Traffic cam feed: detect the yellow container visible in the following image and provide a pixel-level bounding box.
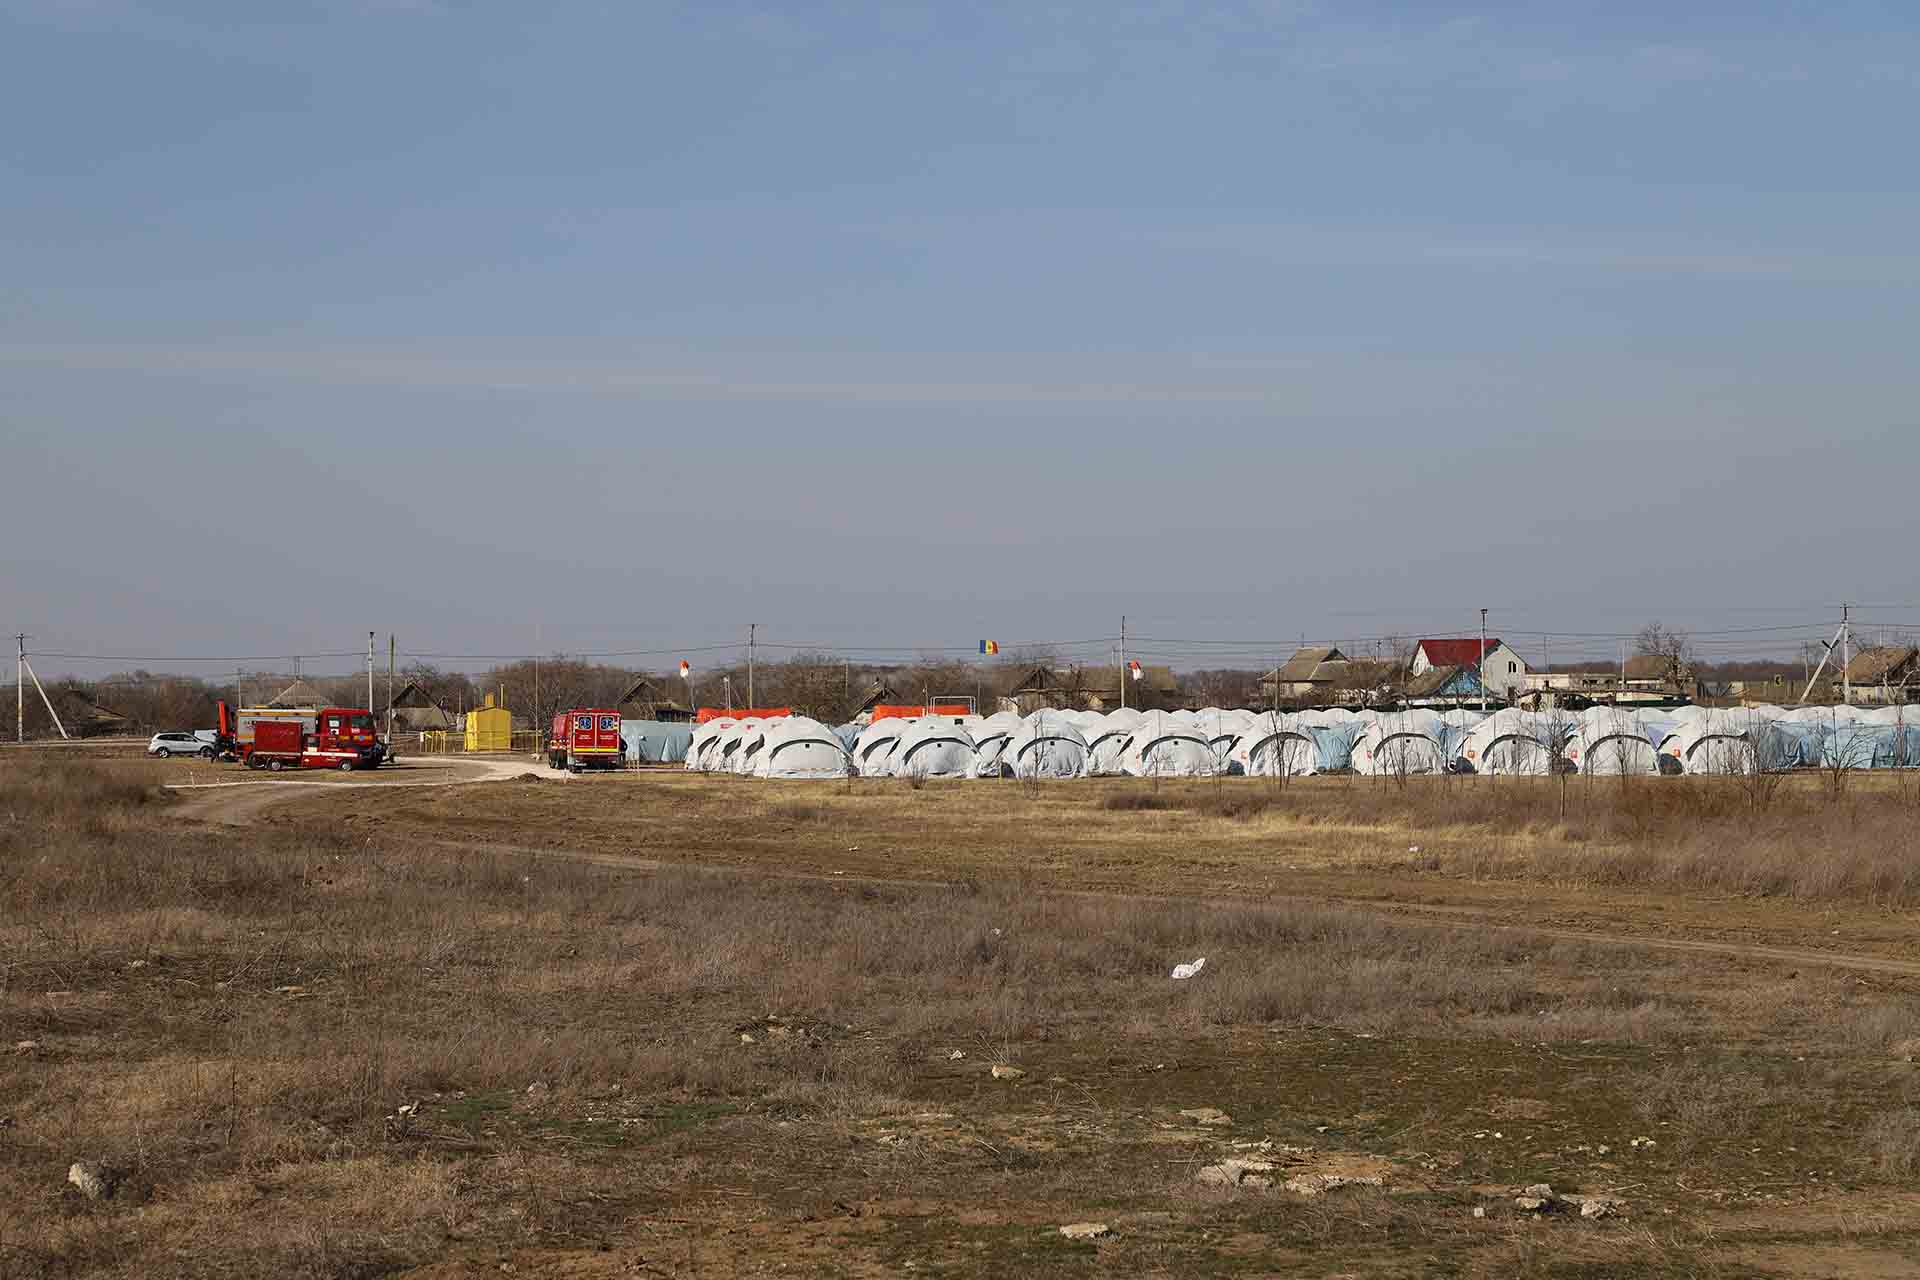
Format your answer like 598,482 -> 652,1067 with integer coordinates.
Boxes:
464,693 -> 514,753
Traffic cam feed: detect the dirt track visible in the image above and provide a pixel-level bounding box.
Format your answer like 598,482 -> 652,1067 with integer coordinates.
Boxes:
164,764 -> 1920,981
165,756 -> 553,825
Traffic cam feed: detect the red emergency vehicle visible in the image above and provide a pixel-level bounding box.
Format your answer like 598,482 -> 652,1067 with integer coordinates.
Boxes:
229,704 -> 387,771
548,707 -> 624,772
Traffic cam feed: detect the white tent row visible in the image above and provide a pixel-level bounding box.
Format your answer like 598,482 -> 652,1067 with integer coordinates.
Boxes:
683,715 -> 856,779
683,703 -> 1920,780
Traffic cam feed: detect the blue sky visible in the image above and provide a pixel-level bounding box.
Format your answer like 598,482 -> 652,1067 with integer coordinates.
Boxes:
5,1 -> 1918,676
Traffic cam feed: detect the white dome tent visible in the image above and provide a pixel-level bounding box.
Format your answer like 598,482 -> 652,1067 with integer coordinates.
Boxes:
1004,711 -> 1089,779
686,718 -> 736,772
1199,708 -> 1258,773
1433,709 -> 1488,770
1300,710 -> 1364,772
887,717 -> 976,779
1457,709 -> 1559,775
709,720 -> 754,773
1565,708 -> 1660,776
1084,708 -> 1144,777
850,719 -> 906,777
1872,707 -> 1920,767
1119,711 -> 1215,777
1665,709 -> 1761,775
753,716 -> 853,779
726,717 -> 784,775
1635,710 -> 1686,757
967,711 -> 1024,778
1351,711 -> 1447,776
1231,711 -> 1321,777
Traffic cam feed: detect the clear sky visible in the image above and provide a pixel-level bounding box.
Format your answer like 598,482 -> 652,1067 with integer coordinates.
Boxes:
5,1 -> 1918,677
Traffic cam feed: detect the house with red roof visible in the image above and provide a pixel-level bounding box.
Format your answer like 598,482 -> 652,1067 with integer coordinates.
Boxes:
1411,637 -> 1530,703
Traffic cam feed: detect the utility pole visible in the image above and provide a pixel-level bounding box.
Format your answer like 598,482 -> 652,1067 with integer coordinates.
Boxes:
367,631 -> 375,716
387,634 -> 396,738
1479,608 -> 1489,712
747,623 -> 756,709
1119,614 -> 1127,711
16,644 -> 66,739
15,633 -> 24,743
1842,602 -> 1853,707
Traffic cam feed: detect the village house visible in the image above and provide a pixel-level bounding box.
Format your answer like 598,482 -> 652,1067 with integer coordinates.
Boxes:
1001,663 -> 1181,712
1521,653 -> 1696,708
1400,664 -> 1487,708
384,680 -> 452,733
1258,647 -> 1348,702
1837,646 -> 1920,705
616,675 -> 694,723
1410,637 -> 1529,703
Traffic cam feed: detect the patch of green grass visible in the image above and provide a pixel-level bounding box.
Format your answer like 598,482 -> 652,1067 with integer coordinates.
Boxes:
437,1090 -> 514,1132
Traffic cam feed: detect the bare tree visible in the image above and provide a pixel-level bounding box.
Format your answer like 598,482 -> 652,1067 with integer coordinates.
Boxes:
1634,621 -> 1695,667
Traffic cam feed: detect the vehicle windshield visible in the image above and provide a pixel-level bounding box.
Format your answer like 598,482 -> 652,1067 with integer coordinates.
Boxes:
350,714 -> 374,731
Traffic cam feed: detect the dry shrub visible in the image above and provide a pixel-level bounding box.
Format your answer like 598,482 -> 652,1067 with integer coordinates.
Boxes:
1098,790 -> 1178,811
1631,1061 -> 1776,1155
1833,999 -> 1920,1054
1860,1106 -> 1920,1177
0,758 -> 166,840
1189,791 -> 1272,821
1250,776 -> 1920,907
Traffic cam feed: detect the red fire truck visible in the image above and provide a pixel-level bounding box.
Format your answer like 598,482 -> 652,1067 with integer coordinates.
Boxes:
218,702 -> 390,771
548,708 -> 624,772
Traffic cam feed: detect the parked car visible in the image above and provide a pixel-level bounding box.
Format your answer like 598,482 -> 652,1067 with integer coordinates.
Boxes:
147,731 -> 214,759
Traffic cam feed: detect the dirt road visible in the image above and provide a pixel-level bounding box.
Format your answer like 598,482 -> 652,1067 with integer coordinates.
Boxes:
165,755 -> 555,825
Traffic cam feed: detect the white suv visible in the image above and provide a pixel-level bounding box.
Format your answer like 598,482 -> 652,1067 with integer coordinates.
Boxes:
147,732 -> 214,759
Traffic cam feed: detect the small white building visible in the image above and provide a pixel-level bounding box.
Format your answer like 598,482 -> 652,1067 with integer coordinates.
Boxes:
1410,638 -> 1530,703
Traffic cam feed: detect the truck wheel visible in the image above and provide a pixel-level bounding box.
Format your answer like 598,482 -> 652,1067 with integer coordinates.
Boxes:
338,760 -> 355,773
156,748 -> 172,759
268,759 -> 284,772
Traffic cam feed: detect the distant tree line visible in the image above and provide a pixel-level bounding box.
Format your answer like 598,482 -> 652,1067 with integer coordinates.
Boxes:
9,618 -> 1848,737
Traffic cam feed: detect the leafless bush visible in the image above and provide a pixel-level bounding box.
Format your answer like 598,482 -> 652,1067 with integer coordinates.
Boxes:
766,800 -> 831,822
1860,1106 -> 1920,1177
1632,1062 -> 1772,1155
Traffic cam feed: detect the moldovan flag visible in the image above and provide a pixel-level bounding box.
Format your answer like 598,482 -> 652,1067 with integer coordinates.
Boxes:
678,661 -> 691,679
1129,660 -> 1143,681
979,640 -> 999,655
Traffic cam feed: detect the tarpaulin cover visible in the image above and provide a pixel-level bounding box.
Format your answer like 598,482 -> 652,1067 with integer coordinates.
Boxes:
622,720 -> 694,764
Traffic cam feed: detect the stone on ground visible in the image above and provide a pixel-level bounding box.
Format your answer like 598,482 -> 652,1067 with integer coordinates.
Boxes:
1058,1222 -> 1113,1241
68,1162 -> 117,1201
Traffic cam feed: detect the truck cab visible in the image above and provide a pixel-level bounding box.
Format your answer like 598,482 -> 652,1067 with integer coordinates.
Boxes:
548,707 -> 624,772
311,707 -> 385,768
225,701 -> 388,770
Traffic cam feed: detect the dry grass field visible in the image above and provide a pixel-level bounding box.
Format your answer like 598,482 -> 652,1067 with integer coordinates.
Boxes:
9,757 -> 1920,1276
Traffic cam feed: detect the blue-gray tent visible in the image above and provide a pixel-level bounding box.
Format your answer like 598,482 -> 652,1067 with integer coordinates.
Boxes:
623,719 -> 694,765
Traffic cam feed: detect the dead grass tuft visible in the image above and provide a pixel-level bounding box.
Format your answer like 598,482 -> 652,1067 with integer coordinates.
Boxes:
766,800 -> 832,822
1859,1106 -> 1920,1177
1097,790 -> 1179,811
